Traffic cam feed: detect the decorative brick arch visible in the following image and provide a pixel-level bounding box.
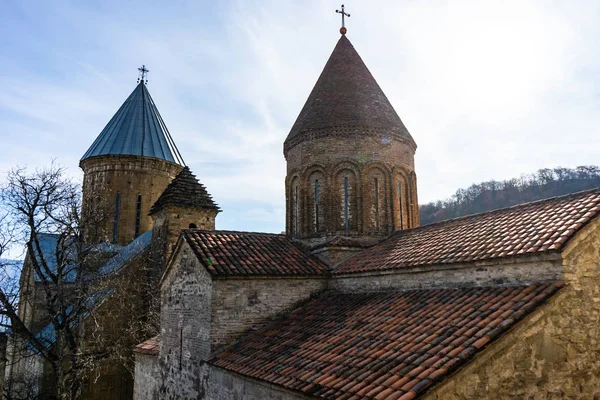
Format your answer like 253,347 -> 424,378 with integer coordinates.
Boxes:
362,161 -> 392,234
391,167 -> 411,230
409,171 -> 419,227
302,164 -> 329,235
286,173 -> 301,236
331,160 -> 361,234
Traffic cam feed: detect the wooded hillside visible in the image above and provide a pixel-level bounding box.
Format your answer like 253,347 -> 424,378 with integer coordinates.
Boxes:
419,166 -> 600,225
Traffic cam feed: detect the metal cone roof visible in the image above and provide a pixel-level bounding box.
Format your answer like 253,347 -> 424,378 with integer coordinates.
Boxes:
81,82 -> 184,165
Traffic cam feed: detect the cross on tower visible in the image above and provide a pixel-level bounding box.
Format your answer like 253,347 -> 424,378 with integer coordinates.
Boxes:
335,4 -> 350,35
137,65 -> 149,84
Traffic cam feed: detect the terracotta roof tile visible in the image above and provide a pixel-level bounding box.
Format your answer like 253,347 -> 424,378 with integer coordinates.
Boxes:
336,189 -> 600,274
133,335 -> 159,355
210,283 -> 562,399
182,230 -> 329,276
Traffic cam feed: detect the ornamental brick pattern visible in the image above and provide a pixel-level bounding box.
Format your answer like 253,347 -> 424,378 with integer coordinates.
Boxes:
210,283 -> 563,400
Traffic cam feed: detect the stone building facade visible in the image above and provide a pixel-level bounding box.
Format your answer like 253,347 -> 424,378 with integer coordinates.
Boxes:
130,29 -> 600,400
11,19 -> 600,400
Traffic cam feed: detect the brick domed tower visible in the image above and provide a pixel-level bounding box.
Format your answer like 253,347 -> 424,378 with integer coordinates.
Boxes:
284,33 -> 419,239
81,77 -> 184,245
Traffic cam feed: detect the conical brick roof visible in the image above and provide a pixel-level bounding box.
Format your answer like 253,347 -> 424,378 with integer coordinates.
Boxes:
284,35 -> 414,154
149,167 -> 220,215
82,82 -> 184,165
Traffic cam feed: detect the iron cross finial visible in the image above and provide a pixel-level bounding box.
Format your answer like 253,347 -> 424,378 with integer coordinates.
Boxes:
137,65 -> 149,84
336,4 -> 350,35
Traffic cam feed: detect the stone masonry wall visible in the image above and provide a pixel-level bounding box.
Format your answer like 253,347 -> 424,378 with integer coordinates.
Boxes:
285,132 -> 418,238
210,277 -> 327,351
423,217 -> 600,399
133,353 -> 159,400
332,254 -> 563,292
159,243 -> 212,400
81,155 -> 182,245
151,205 -> 218,268
206,366 -> 312,400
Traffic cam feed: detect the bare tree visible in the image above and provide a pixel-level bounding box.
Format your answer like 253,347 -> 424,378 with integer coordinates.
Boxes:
0,163 -> 162,399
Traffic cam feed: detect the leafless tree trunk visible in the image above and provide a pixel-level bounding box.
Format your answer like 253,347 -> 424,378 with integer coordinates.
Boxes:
0,163 -> 162,399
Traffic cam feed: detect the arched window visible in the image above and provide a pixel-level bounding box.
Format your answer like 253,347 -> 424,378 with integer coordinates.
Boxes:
344,177 -> 349,232
374,177 -> 380,231
135,194 -> 142,238
189,223 -> 197,229
397,181 -> 403,229
314,179 -> 320,232
113,193 -> 120,242
294,185 -> 299,235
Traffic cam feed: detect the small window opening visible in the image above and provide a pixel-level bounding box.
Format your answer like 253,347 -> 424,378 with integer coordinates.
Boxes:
314,179 -> 319,232
344,177 -> 349,232
135,194 -> 142,238
294,185 -> 299,235
113,193 -> 120,242
189,223 -> 197,229
398,181 -> 403,229
375,178 -> 380,231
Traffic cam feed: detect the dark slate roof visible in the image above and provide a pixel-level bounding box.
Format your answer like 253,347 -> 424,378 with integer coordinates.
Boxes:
149,167 -> 220,215
284,35 -> 414,153
81,82 -> 185,165
134,335 -> 160,355
31,233 -> 77,282
182,230 -> 329,276
97,230 -> 152,276
336,188 -> 600,274
211,282 -> 563,400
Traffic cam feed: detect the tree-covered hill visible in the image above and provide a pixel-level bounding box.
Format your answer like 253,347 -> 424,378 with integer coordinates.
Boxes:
419,166 -> 600,226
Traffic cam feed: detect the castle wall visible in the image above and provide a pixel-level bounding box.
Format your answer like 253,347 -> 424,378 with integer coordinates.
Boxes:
210,277 -> 327,350
81,155 -> 182,245
159,243 -> 213,400
285,132 -> 418,238
331,254 -> 563,292
422,217 -> 600,399
133,353 -> 159,400
206,367 -> 311,400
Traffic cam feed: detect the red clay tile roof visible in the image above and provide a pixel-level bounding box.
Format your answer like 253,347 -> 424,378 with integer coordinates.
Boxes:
182,230 -> 329,276
134,335 -> 159,355
336,189 -> 600,274
210,282 -> 563,399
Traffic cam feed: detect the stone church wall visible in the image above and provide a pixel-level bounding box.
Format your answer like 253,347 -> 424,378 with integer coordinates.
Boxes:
133,353 -> 159,400
206,367 -> 312,400
331,254 -> 563,292
422,217 -> 600,399
159,243 -> 213,400
210,277 -> 327,350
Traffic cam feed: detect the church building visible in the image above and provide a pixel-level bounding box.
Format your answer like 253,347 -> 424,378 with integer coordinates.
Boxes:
9,11 -> 600,400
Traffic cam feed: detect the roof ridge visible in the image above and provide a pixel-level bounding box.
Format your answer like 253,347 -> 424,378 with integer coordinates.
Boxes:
411,186 -> 600,233
185,229 -> 285,237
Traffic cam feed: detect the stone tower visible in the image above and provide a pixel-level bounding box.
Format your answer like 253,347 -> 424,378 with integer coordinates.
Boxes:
80,80 -> 184,245
284,33 -> 419,240
149,166 -> 221,264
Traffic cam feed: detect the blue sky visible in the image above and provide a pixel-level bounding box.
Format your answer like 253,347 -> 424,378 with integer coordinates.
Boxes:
1,0 -> 600,236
